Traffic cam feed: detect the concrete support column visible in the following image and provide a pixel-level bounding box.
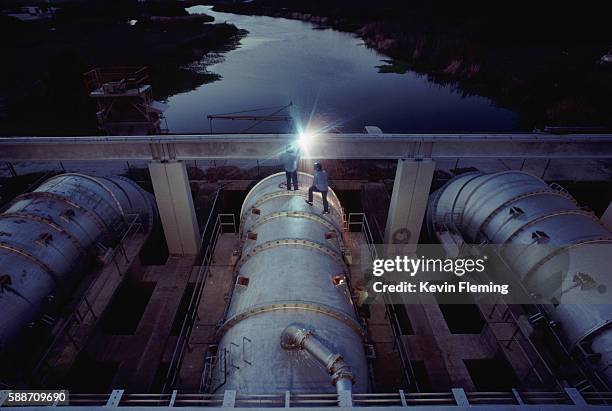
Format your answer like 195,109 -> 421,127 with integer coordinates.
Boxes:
384,159 -> 435,251
149,161 -> 200,255
601,201 -> 612,232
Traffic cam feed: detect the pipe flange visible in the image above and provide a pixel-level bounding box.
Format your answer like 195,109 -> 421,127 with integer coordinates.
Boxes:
59,173 -> 127,218
241,189 -> 342,229
475,189 -> 578,240
244,210 -> 343,243
331,369 -> 355,385
325,353 -> 343,373
218,301 -> 365,340
2,212 -> 87,255
14,191 -> 122,238
235,238 -> 347,275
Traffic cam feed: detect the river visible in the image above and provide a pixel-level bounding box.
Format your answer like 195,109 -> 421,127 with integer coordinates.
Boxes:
164,6 -> 518,134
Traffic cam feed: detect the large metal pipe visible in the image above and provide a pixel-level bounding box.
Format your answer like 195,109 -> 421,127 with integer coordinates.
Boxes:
427,171 -> 612,385
0,173 -> 158,353
211,172 -> 369,394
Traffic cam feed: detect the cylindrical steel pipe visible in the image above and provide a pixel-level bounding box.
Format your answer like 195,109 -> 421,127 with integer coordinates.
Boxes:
0,173 -> 158,352
212,172 -> 369,394
427,171 -> 612,385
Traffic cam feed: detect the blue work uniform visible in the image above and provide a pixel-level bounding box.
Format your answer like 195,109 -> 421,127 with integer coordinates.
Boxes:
308,170 -> 329,212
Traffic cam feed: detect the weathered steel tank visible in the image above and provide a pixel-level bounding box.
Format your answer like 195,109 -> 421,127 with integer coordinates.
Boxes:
427,170 -> 612,385
0,173 -> 158,351
212,172 -> 369,395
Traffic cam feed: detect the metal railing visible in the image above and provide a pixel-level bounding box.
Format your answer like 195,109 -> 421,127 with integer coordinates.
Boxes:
162,187 -> 237,393
347,213 -> 420,392
347,213 -> 378,258
31,213 -> 144,384
197,209 -> 239,394
476,242 -> 611,394
7,388 -> 607,408
83,66 -> 149,92
531,302 -> 612,394
481,299 -> 563,391
441,222 -> 611,395
102,213 -> 145,273
432,231 -> 568,392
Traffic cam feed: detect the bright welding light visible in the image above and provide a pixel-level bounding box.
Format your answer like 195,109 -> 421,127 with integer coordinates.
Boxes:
298,131 -> 313,149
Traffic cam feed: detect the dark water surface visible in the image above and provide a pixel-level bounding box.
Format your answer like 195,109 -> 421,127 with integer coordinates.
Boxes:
164,6 -> 518,134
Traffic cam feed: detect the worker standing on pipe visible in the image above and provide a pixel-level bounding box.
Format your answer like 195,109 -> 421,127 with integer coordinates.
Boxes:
305,162 -> 330,214
280,147 -> 300,191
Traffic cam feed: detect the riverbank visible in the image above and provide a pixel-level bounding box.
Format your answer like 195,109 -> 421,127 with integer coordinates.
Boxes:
213,0 -> 612,130
0,0 -> 244,136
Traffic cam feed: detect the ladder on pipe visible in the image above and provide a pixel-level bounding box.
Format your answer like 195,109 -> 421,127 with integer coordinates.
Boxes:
201,346 -> 225,393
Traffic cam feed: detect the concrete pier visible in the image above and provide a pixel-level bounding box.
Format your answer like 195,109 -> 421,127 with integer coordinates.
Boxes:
148,161 -> 200,255
384,159 -> 435,251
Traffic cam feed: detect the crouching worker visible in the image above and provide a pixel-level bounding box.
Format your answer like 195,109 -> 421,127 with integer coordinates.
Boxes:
305,162 -> 329,214
280,147 -> 299,190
